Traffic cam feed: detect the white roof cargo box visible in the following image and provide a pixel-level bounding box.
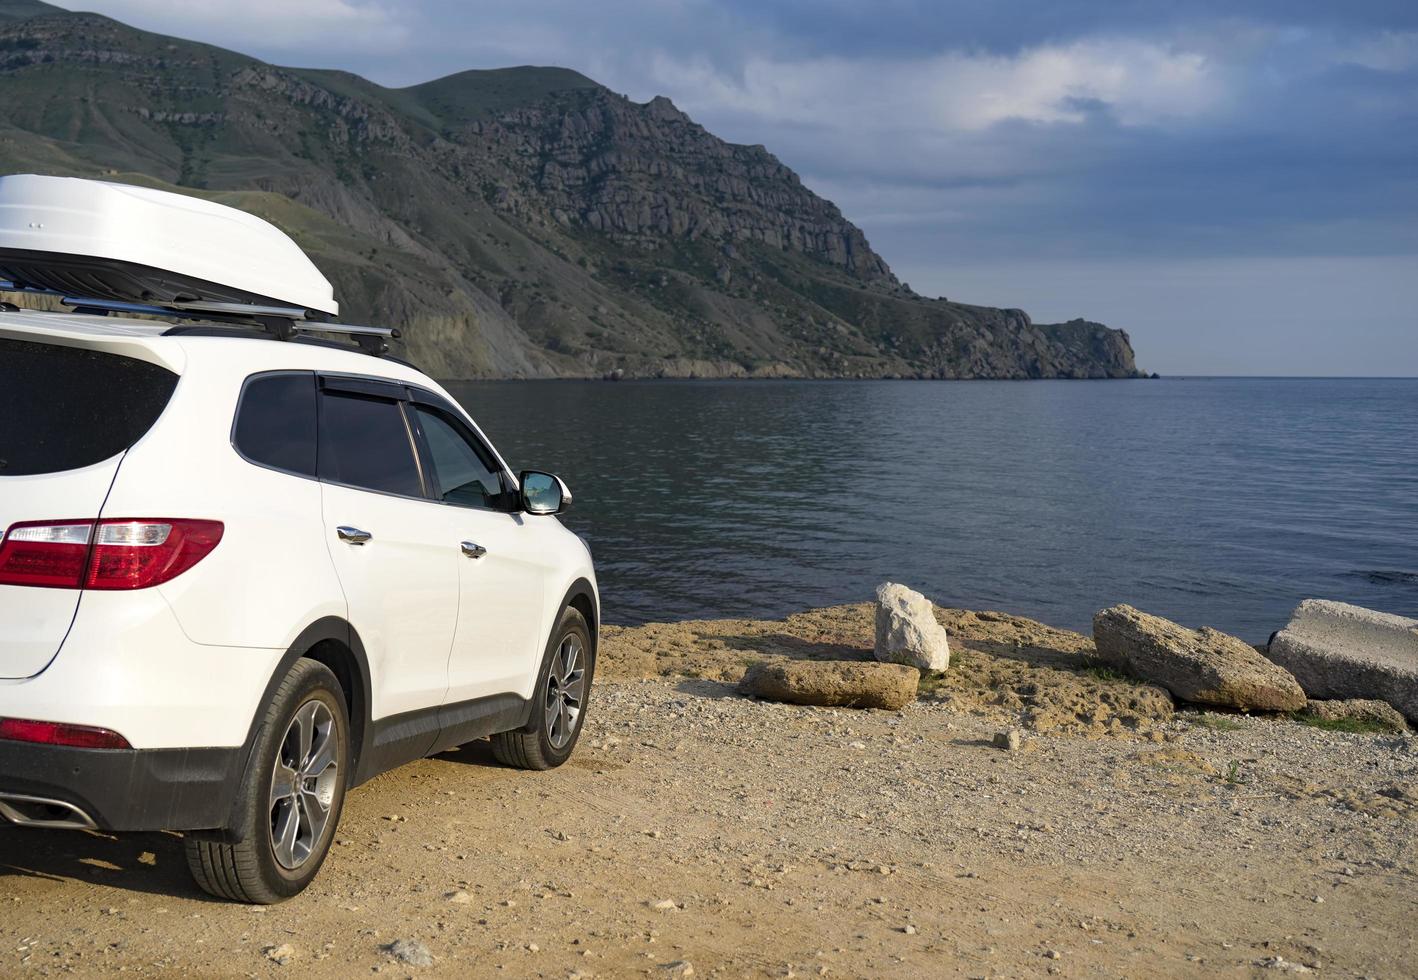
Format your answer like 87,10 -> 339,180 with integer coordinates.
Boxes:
0,174 -> 337,317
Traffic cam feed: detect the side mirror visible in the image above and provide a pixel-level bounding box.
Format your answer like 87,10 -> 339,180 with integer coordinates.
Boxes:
519,471 -> 572,515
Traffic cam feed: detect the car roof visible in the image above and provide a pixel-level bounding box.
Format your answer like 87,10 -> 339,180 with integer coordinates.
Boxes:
0,309 -> 430,387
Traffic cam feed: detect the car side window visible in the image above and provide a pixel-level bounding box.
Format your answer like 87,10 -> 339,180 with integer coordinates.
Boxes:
412,405 -> 507,510
232,373 -> 318,477
318,391 -> 424,498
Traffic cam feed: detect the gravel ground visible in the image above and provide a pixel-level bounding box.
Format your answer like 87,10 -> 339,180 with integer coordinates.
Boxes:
1,607 -> 1415,978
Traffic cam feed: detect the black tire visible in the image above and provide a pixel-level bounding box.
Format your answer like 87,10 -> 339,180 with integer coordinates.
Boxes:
184,659 -> 350,904
492,606 -> 594,770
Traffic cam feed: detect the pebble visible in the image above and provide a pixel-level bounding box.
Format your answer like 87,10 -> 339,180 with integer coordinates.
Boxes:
1258,955 -> 1313,973
993,730 -> 1023,752
382,939 -> 433,967
263,944 -> 295,966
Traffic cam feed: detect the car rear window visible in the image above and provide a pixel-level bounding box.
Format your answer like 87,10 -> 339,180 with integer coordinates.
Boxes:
233,373 -> 318,477
0,338 -> 178,477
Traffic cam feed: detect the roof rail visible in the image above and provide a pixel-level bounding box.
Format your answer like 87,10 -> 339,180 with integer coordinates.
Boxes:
0,280 -> 400,357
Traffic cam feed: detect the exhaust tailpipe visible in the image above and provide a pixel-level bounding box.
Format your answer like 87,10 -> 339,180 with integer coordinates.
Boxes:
0,792 -> 98,830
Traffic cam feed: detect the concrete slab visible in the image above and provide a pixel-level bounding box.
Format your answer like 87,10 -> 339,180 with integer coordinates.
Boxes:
1266,599 -> 1418,723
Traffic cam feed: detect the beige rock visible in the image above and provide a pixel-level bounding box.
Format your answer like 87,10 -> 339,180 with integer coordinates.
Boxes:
738,660 -> 919,711
1299,699 -> 1409,733
1092,605 -> 1305,712
263,944 -> 295,965
992,730 -> 1023,751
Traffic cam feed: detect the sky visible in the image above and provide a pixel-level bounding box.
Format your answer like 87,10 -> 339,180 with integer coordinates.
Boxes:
63,0 -> 1418,375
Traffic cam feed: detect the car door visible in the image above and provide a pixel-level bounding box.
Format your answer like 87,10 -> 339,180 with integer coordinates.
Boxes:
316,377 -> 460,720
405,394 -> 551,704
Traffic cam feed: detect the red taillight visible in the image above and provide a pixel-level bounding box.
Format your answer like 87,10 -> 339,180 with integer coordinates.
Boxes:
0,522 -> 91,587
0,718 -> 132,749
85,519 -> 225,590
0,519 -> 223,590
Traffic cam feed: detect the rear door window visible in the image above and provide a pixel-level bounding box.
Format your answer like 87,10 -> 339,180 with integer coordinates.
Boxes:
232,373 -> 318,477
0,338 -> 178,476
317,389 -> 424,498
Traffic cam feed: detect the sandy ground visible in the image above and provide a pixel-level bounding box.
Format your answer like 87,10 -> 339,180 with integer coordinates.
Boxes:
2,605 -> 1415,978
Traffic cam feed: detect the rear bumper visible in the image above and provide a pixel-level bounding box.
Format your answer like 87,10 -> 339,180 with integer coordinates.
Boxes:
0,739 -> 244,831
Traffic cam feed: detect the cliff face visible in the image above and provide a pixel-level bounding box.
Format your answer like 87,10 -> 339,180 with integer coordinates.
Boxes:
473,90 -> 894,282
0,1 -> 1143,379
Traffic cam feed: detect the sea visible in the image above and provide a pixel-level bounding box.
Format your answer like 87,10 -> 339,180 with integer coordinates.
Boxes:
446,378 -> 1418,643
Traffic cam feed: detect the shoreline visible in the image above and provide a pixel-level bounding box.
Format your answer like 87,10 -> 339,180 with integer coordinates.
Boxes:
598,601 -> 1414,735
440,374 -> 1418,382
439,372 -> 1159,383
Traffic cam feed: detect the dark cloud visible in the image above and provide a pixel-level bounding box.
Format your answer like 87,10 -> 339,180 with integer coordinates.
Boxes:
698,0 -> 1418,56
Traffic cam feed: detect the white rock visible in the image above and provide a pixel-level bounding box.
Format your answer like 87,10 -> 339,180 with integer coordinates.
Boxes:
874,583 -> 950,671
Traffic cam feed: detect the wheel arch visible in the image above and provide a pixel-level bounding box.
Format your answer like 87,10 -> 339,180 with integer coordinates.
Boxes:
281,618 -> 373,779
559,577 -> 598,656
211,617 -> 373,842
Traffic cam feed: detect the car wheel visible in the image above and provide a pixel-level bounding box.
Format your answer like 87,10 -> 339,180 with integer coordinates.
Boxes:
184,658 -> 349,903
492,605 -> 593,770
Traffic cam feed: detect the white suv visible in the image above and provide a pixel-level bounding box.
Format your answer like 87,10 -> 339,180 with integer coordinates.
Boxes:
0,185 -> 598,903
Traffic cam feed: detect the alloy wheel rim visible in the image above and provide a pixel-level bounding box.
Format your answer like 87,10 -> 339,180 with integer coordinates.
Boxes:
544,635 -> 585,750
269,699 -> 339,870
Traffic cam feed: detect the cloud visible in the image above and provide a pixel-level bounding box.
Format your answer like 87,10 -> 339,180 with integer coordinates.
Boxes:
641,38 -> 1224,135
73,0 -> 408,52
1333,29 -> 1418,71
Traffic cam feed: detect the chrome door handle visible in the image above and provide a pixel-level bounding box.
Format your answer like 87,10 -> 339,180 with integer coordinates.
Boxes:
461,541 -> 487,559
337,526 -> 372,545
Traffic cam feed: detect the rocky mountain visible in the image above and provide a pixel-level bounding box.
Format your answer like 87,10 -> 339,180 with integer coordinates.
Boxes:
0,1 -> 1143,379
